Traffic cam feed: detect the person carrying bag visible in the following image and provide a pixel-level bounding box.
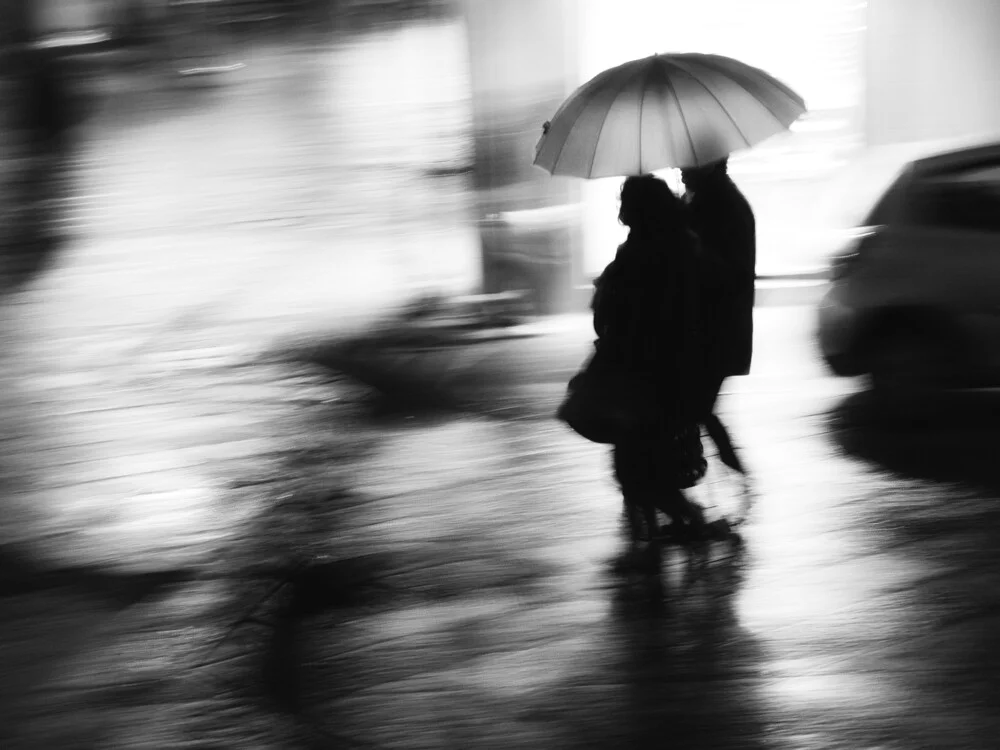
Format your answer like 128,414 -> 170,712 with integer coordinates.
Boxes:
557,175 -> 708,568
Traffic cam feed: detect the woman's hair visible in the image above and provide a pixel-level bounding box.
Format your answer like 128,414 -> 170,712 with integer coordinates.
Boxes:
618,174 -> 686,237
607,175 -> 698,374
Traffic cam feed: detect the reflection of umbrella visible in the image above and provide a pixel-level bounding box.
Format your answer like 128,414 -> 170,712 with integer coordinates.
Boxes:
534,53 -> 806,178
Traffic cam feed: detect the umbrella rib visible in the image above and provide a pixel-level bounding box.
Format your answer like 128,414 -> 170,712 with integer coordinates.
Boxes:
547,62 -> 628,124
713,71 -> 796,133
589,66 -> 645,177
701,53 -> 805,108
671,61 -> 752,148
694,55 -> 804,129
661,68 -> 699,167
543,65 -> 628,174
547,109 -> 576,176
637,58 -> 660,173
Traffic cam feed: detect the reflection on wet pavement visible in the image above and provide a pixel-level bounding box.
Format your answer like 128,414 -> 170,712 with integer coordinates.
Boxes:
276,310 -> 1000,748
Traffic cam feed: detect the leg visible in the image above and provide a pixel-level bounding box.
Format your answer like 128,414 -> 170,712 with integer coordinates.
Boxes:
614,442 -> 653,543
613,442 -> 662,571
702,376 -> 756,523
701,374 -> 748,477
704,412 -> 746,475
657,487 -> 708,540
622,495 -> 646,543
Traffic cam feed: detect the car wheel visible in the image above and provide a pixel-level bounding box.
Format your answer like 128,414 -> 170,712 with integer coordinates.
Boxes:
868,324 -> 956,409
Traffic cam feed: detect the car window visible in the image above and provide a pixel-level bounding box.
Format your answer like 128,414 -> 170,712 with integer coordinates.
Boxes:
908,163 -> 1000,233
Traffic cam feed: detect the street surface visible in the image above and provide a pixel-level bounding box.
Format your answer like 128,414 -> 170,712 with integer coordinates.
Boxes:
290,307 -> 1000,749
0,18 -> 999,750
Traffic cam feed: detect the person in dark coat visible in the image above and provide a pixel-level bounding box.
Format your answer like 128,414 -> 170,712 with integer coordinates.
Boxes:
592,175 -> 709,569
681,157 -> 755,496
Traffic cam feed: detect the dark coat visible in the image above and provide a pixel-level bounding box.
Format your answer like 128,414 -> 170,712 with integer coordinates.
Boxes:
591,230 -> 702,424
687,176 -> 756,377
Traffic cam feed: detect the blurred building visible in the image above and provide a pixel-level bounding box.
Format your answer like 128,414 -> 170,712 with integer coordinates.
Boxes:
461,0 -> 582,314
8,0 -> 1000,313
866,0 -> 1000,146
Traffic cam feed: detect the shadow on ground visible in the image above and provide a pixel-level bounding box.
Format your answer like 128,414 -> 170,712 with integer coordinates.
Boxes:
0,155 -> 72,290
826,389 -> 1000,749
542,546 -> 774,749
828,388 -> 1000,492
286,536 -> 778,749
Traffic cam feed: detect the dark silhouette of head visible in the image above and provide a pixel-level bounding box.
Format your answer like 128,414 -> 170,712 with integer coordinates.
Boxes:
681,157 -> 729,194
618,174 -> 685,238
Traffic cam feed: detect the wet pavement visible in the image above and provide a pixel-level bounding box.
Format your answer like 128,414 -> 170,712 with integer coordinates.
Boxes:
283,308 -> 1000,750
0,21 -> 477,748
2,19 -> 1000,750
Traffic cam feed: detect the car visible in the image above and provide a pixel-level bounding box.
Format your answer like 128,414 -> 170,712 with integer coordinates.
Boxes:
817,137 -> 1000,396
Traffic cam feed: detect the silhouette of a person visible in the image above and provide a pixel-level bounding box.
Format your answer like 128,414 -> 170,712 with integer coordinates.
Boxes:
681,158 -> 755,499
592,175 -> 709,568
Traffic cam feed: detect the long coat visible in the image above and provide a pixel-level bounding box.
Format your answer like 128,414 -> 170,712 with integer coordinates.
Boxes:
687,177 -> 756,377
591,231 -> 702,426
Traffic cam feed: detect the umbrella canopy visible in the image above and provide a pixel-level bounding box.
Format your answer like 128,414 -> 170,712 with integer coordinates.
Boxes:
534,52 -> 806,178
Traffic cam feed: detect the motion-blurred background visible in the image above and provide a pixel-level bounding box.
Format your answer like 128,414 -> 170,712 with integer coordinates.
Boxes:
4,0 -> 997,313
4,2 -> 1000,748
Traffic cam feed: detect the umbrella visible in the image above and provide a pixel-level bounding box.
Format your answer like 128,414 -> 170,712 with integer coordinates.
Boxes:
534,52 -> 806,178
